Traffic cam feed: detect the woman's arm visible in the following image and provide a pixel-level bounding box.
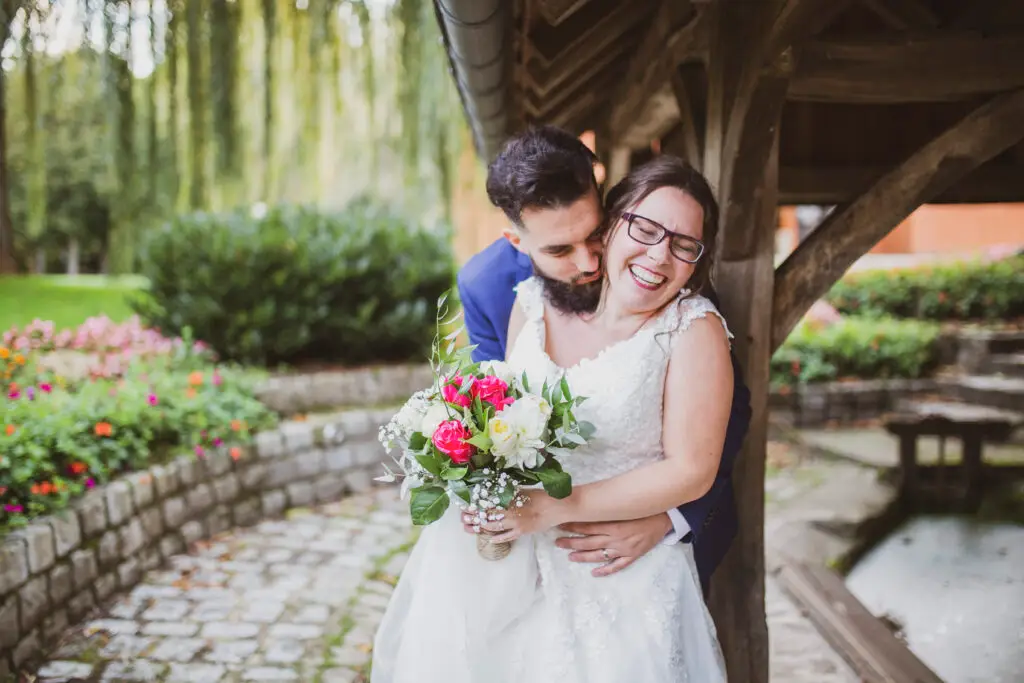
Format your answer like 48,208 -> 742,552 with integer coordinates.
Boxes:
485,314 -> 733,541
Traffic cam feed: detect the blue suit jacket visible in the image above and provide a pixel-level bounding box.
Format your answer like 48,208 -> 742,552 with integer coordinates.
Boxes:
457,238 -> 751,591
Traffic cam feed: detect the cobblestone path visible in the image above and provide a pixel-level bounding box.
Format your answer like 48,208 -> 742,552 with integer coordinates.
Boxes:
31,491 -> 413,683
31,481 -> 859,683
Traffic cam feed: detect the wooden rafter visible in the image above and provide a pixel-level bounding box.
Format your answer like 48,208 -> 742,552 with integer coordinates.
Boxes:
779,163 -> 1024,205
772,88 -> 1024,351
860,0 -> 940,30
790,32 -> 1024,103
523,5 -> 647,98
535,0 -> 591,27
608,0 -> 704,141
669,63 -> 707,169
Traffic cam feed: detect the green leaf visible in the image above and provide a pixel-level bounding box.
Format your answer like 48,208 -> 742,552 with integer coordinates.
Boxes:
545,446 -> 573,459
577,420 -> 596,440
437,291 -> 449,310
415,453 -> 442,476
561,431 -> 586,445
520,371 -> 531,392
408,432 -> 427,451
466,432 -> 493,450
536,467 -> 572,499
470,451 -> 493,469
560,376 -> 571,401
449,479 -> 471,505
441,465 -> 468,481
410,486 -> 450,525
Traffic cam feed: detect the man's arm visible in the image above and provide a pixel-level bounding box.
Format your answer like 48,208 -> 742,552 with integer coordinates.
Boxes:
675,351 -> 751,543
456,272 -> 503,363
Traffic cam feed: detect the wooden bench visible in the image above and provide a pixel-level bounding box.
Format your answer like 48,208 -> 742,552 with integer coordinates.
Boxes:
778,562 -> 944,683
883,401 -> 1021,510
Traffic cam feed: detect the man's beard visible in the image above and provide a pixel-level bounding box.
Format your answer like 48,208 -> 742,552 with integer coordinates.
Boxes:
532,259 -> 603,315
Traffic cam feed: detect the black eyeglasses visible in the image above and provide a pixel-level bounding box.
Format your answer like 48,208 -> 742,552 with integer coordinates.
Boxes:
622,212 -> 705,264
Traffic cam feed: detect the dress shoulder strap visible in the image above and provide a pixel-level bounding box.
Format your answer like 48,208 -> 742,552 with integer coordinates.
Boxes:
656,292 -> 734,343
513,276 -> 546,322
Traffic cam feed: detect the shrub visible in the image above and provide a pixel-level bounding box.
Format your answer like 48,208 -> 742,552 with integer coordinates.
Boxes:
826,255 -> 1024,321
131,199 -> 455,366
771,316 -> 941,387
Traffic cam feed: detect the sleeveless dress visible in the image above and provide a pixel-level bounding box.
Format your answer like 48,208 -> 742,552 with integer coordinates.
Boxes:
371,276 -> 729,683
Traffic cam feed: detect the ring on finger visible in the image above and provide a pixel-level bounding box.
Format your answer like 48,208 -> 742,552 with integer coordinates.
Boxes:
601,548 -> 611,561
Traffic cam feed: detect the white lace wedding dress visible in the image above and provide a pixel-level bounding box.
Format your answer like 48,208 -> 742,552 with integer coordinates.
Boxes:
371,277 -> 728,683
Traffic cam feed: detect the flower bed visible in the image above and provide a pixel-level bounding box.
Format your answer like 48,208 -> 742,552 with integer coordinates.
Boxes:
1,316 -> 277,536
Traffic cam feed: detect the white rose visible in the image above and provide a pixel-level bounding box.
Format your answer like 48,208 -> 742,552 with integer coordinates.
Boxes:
507,393 -> 552,441
479,360 -> 518,386
420,401 -> 455,437
487,396 -> 551,469
394,394 -> 429,434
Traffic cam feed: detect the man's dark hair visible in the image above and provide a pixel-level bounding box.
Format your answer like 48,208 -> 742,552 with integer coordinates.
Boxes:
486,125 -> 599,227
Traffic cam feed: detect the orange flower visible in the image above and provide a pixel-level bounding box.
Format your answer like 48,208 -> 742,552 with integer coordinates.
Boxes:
94,422 -> 113,437
4,425 -> 15,436
8,382 -> 17,392
0,486 -> 6,496
13,354 -> 24,365
0,347 -> 8,360
229,447 -> 242,461
188,371 -> 204,387
40,481 -> 55,495
186,388 -> 197,399
230,420 -> 243,432
70,461 -> 88,475
31,483 -> 41,495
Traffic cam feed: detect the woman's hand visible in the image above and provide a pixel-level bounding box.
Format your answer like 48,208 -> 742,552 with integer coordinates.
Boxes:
473,489 -> 567,544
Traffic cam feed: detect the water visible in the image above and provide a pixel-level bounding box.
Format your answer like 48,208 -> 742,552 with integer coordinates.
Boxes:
845,516 -> 1024,683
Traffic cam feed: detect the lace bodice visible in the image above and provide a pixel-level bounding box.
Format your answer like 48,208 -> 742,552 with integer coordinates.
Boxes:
506,276 -> 732,486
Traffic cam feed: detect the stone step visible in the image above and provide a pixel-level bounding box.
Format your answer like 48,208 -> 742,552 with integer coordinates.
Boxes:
956,329 -> 1024,372
947,374 -> 1024,412
986,353 -> 1024,378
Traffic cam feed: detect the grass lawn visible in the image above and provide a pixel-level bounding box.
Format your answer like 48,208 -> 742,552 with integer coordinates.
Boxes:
0,275 -> 145,332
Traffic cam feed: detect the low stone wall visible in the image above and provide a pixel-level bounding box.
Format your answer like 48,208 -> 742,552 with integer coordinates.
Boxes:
771,378 -> 942,427
256,364 -> 432,415
0,407 -> 395,676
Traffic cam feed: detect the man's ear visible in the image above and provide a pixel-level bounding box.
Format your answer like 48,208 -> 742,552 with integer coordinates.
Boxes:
502,225 -> 527,254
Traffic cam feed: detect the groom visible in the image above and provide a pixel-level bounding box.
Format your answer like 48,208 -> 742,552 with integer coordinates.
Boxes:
456,126 -> 752,593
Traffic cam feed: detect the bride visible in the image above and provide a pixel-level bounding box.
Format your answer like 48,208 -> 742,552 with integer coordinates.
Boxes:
372,155 -> 733,682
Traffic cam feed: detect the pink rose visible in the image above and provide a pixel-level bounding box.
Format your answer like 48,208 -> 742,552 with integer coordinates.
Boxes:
431,420 -> 475,464
441,376 -> 472,408
472,375 -> 514,411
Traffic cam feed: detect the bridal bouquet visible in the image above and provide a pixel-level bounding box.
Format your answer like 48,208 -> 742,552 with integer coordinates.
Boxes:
377,293 -> 594,560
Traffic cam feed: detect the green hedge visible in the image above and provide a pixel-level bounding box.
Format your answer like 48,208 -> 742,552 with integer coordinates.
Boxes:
826,255 -> 1024,321
771,317 -> 941,387
131,199 -> 455,366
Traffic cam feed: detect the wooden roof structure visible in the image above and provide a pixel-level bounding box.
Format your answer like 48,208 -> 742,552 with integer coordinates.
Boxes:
433,2 -> 1024,680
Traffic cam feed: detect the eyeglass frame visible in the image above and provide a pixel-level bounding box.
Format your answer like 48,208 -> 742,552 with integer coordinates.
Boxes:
621,212 -> 706,264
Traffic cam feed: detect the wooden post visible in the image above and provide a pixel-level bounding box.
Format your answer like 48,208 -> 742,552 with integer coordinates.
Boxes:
606,146 -> 632,190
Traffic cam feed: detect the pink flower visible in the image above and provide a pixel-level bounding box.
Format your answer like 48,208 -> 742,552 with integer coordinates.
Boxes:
213,372 -> 223,386
4,504 -> 23,513
472,375 -> 514,411
195,446 -> 205,458
147,394 -> 159,406
441,376 -> 472,408
39,383 -> 52,393
7,390 -> 19,400
431,420 -> 475,465
213,437 -> 223,447
85,478 -> 96,489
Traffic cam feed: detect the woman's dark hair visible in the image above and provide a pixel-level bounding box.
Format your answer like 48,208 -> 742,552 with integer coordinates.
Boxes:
603,154 -> 720,295
486,125 -> 599,228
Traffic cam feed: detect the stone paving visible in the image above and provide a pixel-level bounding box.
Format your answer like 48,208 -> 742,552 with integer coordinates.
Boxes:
26,449 -> 876,683
29,491 -> 414,683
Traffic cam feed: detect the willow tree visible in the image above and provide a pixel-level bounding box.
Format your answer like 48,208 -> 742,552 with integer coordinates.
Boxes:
0,0 -> 24,272
22,7 -> 47,271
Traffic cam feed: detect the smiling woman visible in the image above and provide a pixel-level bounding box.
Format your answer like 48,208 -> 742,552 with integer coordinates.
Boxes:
0,275 -> 141,332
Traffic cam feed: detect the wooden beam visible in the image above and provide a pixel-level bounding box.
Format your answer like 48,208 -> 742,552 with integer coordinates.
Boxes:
523,6 -> 646,98
523,43 -> 631,118
669,63 -> 707,169
860,0 -> 940,30
779,163 -> 1024,205
608,0 -> 704,141
527,0 -> 643,67
535,0 -> 591,27
772,88 -> 1024,351
789,32 -> 1024,103
605,146 -> 631,191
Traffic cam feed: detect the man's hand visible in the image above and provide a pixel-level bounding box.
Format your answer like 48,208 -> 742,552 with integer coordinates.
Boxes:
555,513 -> 673,577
